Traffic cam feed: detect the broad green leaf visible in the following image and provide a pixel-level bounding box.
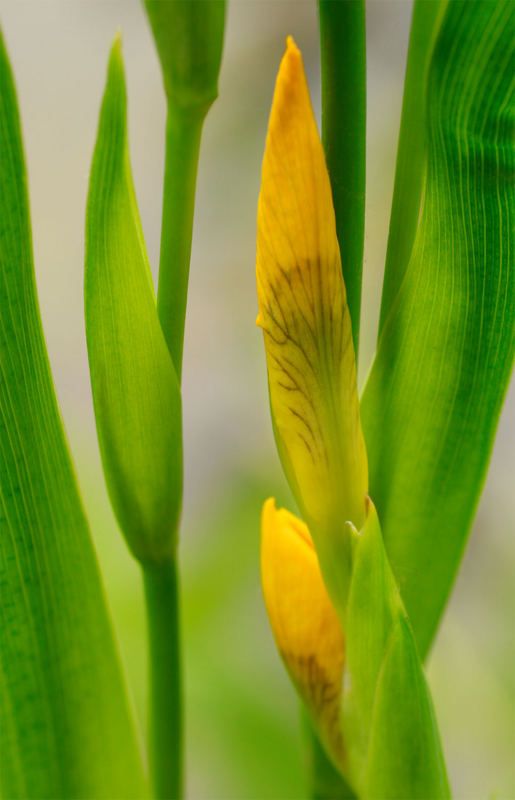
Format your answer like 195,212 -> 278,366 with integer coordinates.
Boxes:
344,505 -> 449,798
0,27 -> 145,799
361,0 -> 515,658
85,37 -> 182,565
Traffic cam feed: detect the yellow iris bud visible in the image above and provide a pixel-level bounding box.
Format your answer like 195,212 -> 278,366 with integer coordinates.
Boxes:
256,37 -> 368,608
261,499 -> 346,771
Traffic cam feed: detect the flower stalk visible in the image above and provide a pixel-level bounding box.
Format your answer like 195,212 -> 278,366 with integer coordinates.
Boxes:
318,0 -> 366,356
86,6 -> 225,798
142,4 -> 225,797
157,109 -> 204,379
143,559 -> 183,800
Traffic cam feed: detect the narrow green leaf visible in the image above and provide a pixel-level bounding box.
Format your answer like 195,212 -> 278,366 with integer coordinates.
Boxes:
378,0 -> 446,335
361,0 -> 515,658
155,111 -> 203,379
318,0 -> 366,355
85,37 -> 182,565
0,27 -> 145,799
343,505 -> 449,798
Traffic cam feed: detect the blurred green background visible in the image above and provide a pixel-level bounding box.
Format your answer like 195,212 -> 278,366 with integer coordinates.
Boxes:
1,2 -> 514,798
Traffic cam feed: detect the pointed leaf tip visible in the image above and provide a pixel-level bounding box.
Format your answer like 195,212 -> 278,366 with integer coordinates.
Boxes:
112,29 -> 122,53
108,31 -> 124,82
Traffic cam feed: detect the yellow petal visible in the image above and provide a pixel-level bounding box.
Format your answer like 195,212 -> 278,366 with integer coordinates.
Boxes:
261,498 -> 346,770
256,37 -> 368,542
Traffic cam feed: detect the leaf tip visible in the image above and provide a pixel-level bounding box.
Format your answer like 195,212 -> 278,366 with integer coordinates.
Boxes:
106,28 -> 125,99
93,30 -> 128,155
111,29 -> 123,57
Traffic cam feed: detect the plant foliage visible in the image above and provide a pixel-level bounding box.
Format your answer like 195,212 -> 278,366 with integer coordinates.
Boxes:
0,28 -> 145,800
362,0 -> 515,658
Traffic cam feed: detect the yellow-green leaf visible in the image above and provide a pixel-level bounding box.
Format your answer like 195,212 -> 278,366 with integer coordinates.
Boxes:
85,37 -> 182,565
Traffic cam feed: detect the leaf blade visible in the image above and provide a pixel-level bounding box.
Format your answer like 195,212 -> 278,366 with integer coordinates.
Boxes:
0,26 -> 146,799
361,0 -> 515,658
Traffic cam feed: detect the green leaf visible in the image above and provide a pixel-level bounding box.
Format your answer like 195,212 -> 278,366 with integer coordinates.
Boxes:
0,27 -> 145,799
343,505 -> 449,798
361,0 -> 515,658
85,37 -> 182,565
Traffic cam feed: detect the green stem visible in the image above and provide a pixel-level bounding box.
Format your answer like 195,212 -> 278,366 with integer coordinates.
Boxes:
378,0 -> 446,336
150,99 -> 206,800
318,0 -> 366,358
157,107 -> 205,381
143,559 -> 182,800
